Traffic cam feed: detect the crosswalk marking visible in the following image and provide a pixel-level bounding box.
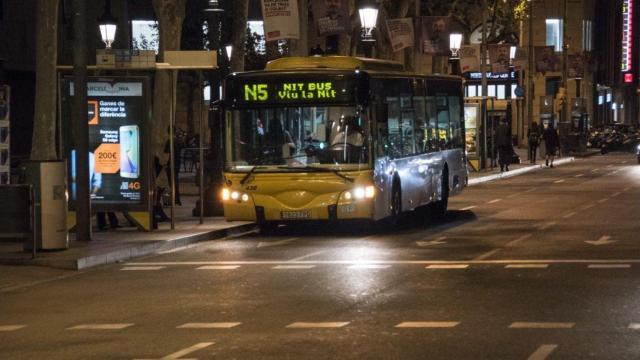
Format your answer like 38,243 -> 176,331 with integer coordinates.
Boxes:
527,345 -> 558,360
68,323 -> 133,330
553,179 -> 565,184
197,265 -> 240,270
286,322 -> 349,328
426,264 -> 469,269
121,266 -> 165,271
506,264 -> 549,269
0,325 -> 26,331
159,342 -> 214,360
395,322 -> 460,328
177,322 -> 241,329
509,322 -> 574,329
588,264 -> 630,269
273,265 -> 316,269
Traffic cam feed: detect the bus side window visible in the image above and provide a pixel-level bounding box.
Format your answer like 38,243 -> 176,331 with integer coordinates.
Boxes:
448,96 -> 463,149
385,97 -> 403,159
376,102 -> 389,157
425,97 -> 438,152
436,95 -> 451,149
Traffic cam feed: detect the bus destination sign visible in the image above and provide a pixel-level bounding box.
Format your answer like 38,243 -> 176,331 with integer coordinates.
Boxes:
233,78 -> 355,105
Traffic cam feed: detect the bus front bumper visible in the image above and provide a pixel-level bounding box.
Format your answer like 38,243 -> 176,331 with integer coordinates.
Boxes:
223,199 -> 374,222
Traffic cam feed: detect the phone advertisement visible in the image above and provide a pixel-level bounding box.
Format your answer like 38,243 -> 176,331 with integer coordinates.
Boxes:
63,77 -> 149,209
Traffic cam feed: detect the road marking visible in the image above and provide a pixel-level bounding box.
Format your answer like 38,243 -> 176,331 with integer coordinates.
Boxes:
159,342 -> 215,360
591,168 -> 600,172
622,161 -> 628,164
524,188 -> 538,193
506,233 -> 533,247
580,203 -> 595,211
177,322 -> 241,329
574,174 -> 584,177
629,323 -> 640,330
538,221 -> 556,230
588,264 -> 630,269
527,345 -> 558,360
127,259 -> 640,266
68,323 -> 134,330
257,237 -> 299,248
0,325 -> 26,331
197,265 -> 240,270
509,322 -> 575,329
623,186 -> 632,192
416,237 -> 447,247
273,265 -> 316,269
289,250 -> 327,262
473,249 -> 501,261
286,322 -> 349,328
553,179 -> 565,184
506,264 -> 549,269
426,264 -> 469,269
121,266 -> 165,271
460,205 -> 477,211
487,198 -> 502,204
611,192 -> 622,198
585,236 -> 616,246
562,212 -> 577,219
597,198 -> 609,203
348,264 -> 390,269
607,164 -> 614,168
395,322 -> 460,328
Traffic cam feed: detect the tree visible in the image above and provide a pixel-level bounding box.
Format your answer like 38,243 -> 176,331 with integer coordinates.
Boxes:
31,0 -> 59,161
230,0 -> 249,72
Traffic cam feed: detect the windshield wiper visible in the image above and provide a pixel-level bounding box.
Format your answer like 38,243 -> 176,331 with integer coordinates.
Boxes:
240,166 -> 266,185
278,165 -> 354,183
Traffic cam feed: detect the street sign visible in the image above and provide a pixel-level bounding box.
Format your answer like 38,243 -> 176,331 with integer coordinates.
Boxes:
514,86 -> 524,97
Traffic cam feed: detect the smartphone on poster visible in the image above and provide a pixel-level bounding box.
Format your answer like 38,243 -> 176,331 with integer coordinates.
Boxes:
119,125 -> 139,178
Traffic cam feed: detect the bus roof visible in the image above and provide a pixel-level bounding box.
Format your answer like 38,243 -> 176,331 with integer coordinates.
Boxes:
266,56 -> 405,72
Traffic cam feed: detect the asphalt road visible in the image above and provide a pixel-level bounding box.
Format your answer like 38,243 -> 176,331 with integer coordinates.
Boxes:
2,153 -> 640,359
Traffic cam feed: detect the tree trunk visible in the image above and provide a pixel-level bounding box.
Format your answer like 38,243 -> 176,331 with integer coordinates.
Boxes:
289,0 -> 309,57
231,0 -> 249,72
152,0 -> 186,188
31,0 -> 59,161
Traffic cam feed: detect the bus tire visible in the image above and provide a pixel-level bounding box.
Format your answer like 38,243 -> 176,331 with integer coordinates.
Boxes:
389,183 -> 402,228
432,169 -> 449,218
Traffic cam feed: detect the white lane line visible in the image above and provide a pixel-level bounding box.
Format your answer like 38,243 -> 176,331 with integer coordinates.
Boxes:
473,249 -> 501,261
591,168 -> 600,172
257,237 -> 299,248
629,323 -> 640,330
348,264 -> 390,269
0,325 -> 26,331
395,322 -> 460,328
286,322 -> 349,328
289,250 -> 327,262
524,188 -> 538,193
197,265 -> 240,270
426,264 -> 469,269
622,161 -> 628,164
120,266 -> 165,271
506,264 -> 549,269
538,221 -> 556,230
127,259 -> 640,266
553,179 -> 565,184
574,174 -> 584,178
177,322 -> 241,329
273,265 -> 316,269
487,198 -> 502,204
527,345 -> 558,360
597,198 -> 609,204
506,233 -> 533,247
160,342 -> 215,360
416,237 -> 447,247
562,212 -> 577,219
460,205 -> 477,211
588,264 -> 630,269
509,322 -> 575,329
580,203 -> 595,211
68,323 -> 134,330
611,192 -> 622,198
623,186 -> 632,192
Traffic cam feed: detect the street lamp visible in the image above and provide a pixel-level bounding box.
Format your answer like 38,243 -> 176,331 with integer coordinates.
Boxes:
225,44 -> 233,61
449,33 -> 463,58
358,3 -> 379,42
97,0 -> 117,49
203,0 -> 224,13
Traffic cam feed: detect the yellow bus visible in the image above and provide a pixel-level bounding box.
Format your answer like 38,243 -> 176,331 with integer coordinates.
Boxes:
221,56 -> 467,232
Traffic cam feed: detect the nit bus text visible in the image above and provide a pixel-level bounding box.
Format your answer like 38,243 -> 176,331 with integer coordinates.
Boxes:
244,82 -> 338,101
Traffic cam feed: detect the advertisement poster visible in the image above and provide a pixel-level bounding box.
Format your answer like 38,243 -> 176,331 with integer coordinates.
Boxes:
567,54 -> 585,78
459,45 -> 480,73
421,16 -> 451,55
464,104 -> 479,157
311,0 -> 350,36
489,44 -> 511,73
512,47 -> 528,71
535,46 -> 560,73
261,0 -> 300,42
386,18 -> 414,52
64,77 -> 149,209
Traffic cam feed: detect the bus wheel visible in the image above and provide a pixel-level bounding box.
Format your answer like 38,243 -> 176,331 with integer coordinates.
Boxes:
389,186 -> 402,227
432,170 -> 449,218
258,222 -> 277,236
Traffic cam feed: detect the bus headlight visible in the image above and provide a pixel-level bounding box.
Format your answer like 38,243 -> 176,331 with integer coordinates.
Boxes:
354,187 -> 365,199
353,186 -> 375,199
241,193 -> 249,202
221,188 -> 230,201
231,191 -> 240,200
344,191 -> 352,200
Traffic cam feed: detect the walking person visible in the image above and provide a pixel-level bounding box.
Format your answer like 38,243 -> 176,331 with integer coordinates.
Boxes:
543,122 -> 559,167
527,121 -> 541,164
495,118 -> 512,172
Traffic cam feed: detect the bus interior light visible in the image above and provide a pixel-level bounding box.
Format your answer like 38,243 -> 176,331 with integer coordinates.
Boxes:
222,188 -> 230,201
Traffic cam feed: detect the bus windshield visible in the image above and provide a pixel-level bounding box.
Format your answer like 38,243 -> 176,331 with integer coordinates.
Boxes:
226,106 -> 370,172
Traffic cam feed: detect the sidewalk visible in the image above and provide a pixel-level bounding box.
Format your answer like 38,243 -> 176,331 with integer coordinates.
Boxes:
468,147 -> 599,185
0,193 -> 254,270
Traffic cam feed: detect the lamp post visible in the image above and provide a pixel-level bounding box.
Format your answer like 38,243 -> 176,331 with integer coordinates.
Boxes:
449,33 -> 462,75
98,0 -> 117,49
203,0 -> 224,13
358,2 -> 378,57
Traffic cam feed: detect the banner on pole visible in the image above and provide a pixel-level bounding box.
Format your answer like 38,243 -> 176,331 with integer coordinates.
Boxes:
420,16 -> 451,55
489,44 -> 511,73
512,47 -> 528,71
459,45 -> 480,73
386,18 -> 414,52
311,0 -> 350,36
535,46 -> 560,73
261,0 -> 300,42
567,54 -> 585,79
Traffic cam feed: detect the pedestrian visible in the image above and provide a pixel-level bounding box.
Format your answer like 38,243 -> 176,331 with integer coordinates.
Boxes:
495,118 -> 512,172
543,122 -> 559,167
97,212 -> 120,231
527,121 -> 541,164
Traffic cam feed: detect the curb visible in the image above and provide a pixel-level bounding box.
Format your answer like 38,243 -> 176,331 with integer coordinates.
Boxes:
468,157 -> 575,186
0,223 -> 257,271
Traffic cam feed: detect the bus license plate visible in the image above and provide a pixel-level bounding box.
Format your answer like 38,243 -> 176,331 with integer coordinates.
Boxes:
281,210 -> 311,220
341,204 -> 356,213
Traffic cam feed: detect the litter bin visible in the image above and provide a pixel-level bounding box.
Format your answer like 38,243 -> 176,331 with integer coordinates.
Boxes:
24,161 -> 68,250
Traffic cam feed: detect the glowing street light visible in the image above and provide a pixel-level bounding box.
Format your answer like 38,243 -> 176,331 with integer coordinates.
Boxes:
449,33 -> 463,58
359,3 -> 379,42
97,0 -> 117,49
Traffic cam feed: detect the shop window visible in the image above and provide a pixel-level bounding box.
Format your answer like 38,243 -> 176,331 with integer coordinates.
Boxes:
546,19 -> 563,52
132,20 -> 159,53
